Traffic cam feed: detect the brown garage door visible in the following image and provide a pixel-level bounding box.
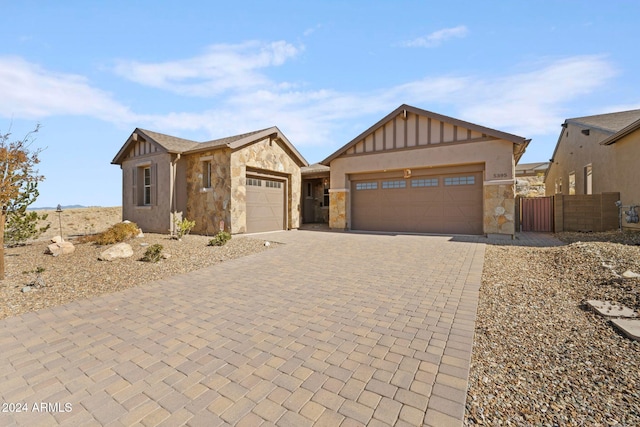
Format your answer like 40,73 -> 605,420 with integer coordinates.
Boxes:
246,177 -> 285,233
351,168 -> 483,234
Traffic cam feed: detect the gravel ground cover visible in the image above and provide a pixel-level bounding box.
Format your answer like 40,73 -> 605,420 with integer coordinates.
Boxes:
466,232 -> 640,426
0,233 -> 275,320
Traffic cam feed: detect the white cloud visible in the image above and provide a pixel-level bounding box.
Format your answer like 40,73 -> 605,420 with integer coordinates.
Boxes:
401,25 -> 468,48
458,55 -> 617,137
0,56 -> 140,124
113,41 -> 302,97
0,52 -> 616,152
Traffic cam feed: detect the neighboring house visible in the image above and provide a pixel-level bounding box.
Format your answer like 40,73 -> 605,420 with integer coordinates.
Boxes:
544,109 -> 640,230
112,127 -> 307,235
320,104 -> 530,236
515,162 -> 548,197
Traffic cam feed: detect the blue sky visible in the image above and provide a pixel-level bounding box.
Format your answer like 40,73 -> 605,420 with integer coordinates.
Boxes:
1,1 -> 638,207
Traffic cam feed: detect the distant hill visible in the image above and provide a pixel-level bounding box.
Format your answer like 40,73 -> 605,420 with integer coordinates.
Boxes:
28,205 -> 88,211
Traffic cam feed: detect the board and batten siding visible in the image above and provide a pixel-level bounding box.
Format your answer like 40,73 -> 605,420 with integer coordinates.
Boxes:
345,113 -> 487,156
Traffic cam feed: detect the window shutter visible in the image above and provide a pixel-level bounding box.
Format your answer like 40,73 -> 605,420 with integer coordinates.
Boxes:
151,163 -> 158,206
132,168 -> 137,205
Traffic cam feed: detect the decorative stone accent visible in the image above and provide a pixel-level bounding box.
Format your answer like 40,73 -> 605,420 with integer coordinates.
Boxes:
186,149 -> 232,235
329,190 -> 347,229
484,182 -> 515,236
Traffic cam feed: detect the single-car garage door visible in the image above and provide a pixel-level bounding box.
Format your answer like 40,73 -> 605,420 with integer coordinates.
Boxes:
351,167 -> 483,234
246,177 -> 285,233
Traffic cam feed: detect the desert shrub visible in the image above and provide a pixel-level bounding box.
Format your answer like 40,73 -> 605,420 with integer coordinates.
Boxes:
173,217 -> 196,240
208,231 -> 231,247
4,209 -> 50,247
80,222 -> 140,245
141,244 -> 163,263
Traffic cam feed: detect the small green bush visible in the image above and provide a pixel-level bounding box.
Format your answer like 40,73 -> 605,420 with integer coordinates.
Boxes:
208,231 -> 231,247
173,217 -> 196,240
141,244 -> 163,263
80,222 -> 140,245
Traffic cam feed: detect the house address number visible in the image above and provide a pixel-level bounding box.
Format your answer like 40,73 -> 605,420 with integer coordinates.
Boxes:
493,173 -> 508,178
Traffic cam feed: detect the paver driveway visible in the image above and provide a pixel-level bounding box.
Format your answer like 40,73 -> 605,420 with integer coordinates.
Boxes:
0,230 -> 484,426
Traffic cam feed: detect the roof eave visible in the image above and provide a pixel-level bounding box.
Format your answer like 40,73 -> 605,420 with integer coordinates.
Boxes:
600,118 -> 640,146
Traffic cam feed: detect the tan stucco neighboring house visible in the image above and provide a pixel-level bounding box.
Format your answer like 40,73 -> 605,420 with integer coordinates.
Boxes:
545,109 -> 640,230
320,104 -> 530,236
112,127 -> 307,235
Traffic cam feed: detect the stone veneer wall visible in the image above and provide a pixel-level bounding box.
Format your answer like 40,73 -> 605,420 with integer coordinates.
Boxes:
484,182 -> 516,235
230,138 -> 302,234
329,190 -> 347,229
185,149 -> 232,235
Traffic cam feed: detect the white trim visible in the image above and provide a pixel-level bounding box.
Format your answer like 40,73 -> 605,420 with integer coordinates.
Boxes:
329,188 -> 350,193
483,179 -> 515,185
200,155 -> 213,161
135,160 -> 152,167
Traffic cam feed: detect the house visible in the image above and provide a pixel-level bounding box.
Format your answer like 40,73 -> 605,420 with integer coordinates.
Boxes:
320,104 -> 530,236
515,162 -> 548,197
112,127 -> 308,235
544,109 -> 640,230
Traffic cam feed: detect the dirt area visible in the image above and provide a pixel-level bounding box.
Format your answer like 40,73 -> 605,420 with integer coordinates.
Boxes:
29,206 -> 122,241
0,207 -> 276,320
466,231 -> 640,426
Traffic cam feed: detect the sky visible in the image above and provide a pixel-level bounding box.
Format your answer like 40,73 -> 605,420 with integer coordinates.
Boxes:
1,1 -> 639,207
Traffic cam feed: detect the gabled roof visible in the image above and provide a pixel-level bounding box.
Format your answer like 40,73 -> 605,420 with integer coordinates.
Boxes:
566,109 -> 640,134
322,104 -> 529,165
515,162 -> 549,176
112,126 -> 308,167
600,117 -> 640,146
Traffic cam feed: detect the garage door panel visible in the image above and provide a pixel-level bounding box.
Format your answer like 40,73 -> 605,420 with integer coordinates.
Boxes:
351,169 -> 483,234
246,178 -> 284,233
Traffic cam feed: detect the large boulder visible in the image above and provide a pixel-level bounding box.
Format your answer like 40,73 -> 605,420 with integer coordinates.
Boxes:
98,242 -> 133,261
46,241 -> 75,256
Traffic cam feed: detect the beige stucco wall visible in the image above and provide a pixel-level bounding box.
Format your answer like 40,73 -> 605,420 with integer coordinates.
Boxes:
545,124 -> 615,196
328,138 -> 517,235
611,130 -> 640,230
121,152 -> 173,233
230,138 -> 302,234
186,149 -> 232,235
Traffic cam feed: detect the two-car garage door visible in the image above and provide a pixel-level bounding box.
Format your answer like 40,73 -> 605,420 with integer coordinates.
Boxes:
351,167 -> 483,235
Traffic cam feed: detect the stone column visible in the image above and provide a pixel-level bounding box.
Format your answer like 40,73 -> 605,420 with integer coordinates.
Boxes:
329,189 -> 348,230
484,180 -> 516,237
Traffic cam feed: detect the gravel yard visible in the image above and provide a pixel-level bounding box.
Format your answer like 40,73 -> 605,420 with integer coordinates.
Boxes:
466,232 -> 640,426
0,233 -> 275,320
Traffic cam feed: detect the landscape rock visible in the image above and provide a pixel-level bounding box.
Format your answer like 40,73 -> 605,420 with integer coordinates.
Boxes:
622,269 -> 640,278
50,235 -> 64,244
21,287 -> 32,293
98,243 -> 133,261
46,241 -> 75,256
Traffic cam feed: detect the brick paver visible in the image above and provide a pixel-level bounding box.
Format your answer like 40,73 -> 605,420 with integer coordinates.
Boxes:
0,230 -> 492,426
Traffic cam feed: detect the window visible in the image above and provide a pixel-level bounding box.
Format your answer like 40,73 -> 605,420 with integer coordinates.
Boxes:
265,180 -> 281,188
307,182 -> 312,197
411,178 -> 438,187
555,177 -> 563,194
323,187 -> 329,207
444,176 -> 475,186
247,178 -> 262,186
382,180 -> 406,189
355,182 -> 377,190
569,172 -> 576,195
143,167 -> 151,205
202,161 -> 212,188
584,164 -> 592,195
